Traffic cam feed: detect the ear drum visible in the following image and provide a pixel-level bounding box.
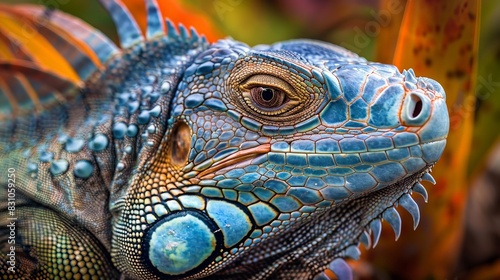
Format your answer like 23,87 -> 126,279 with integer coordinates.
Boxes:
168,120 -> 191,168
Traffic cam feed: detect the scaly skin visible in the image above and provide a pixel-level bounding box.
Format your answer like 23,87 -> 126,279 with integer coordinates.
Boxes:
0,1 -> 449,279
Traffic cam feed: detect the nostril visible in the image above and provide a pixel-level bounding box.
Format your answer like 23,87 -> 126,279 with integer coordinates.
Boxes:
402,92 -> 430,126
411,95 -> 423,119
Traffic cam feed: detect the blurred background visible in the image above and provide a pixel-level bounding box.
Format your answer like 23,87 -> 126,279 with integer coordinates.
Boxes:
0,0 -> 498,279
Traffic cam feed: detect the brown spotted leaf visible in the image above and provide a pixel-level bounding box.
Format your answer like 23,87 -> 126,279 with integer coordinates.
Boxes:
366,0 -> 481,279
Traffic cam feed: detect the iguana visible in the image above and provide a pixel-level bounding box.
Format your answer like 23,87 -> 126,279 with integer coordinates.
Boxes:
0,1 -> 449,279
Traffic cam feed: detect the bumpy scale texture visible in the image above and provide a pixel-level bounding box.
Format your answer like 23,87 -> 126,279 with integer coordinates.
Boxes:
0,1 -> 449,279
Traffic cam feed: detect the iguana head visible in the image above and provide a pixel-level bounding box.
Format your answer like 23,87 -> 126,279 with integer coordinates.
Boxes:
111,36 -> 448,279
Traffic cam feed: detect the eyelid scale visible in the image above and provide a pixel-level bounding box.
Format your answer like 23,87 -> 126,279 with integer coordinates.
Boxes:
241,74 -> 296,97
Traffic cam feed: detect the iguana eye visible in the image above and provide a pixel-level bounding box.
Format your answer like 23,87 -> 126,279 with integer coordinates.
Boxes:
240,74 -> 297,116
249,87 -> 288,110
229,64 -> 324,124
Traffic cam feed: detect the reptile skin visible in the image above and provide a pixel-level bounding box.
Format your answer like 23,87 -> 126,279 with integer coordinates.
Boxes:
0,1 -> 449,279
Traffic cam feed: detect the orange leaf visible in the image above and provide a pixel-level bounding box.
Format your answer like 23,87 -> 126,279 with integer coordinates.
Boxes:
0,9 -> 81,84
121,0 -> 224,42
366,0 -> 481,279
158,0 -> 224,42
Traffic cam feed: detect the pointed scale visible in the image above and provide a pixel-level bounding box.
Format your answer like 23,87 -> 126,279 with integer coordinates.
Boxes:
178,23 -> 190,41
312,272 -> 331,280
359,230 -> 371,249
413,182 -> 429,202
145,0 -> 165,39
370,219 -> 382,248
190,26 -> 200,42
345,245 -> 361,260
382,207 -> 402,241
99,0 -> 144,48
421,172 -> 436,184
399,193 -> 421,230
329,258 -> 353,280
166,19 -> 180,39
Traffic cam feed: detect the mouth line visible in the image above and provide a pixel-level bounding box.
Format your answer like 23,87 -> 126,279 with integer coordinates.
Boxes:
197,144 -> 271,179
194,139 -> 445,180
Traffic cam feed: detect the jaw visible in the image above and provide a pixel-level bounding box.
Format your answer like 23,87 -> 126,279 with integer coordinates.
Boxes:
315,165 -> 436,279
346,164 -> 434,245
185,137 -> 445,279
213,165 -> 436,279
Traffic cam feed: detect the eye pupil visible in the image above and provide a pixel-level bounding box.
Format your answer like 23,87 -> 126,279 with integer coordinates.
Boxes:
261,88 -> 274,102
248,86 -> 288,112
